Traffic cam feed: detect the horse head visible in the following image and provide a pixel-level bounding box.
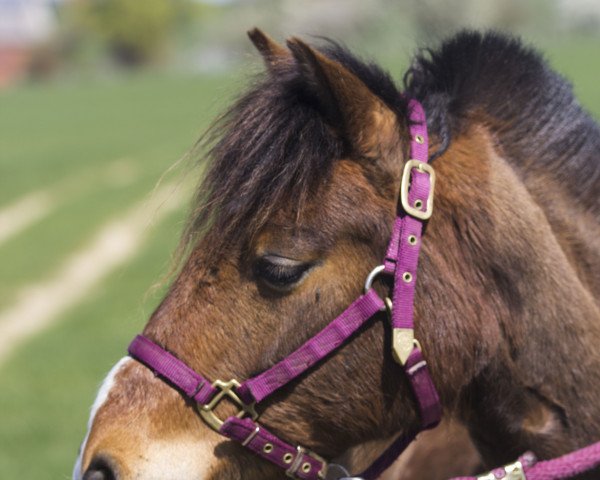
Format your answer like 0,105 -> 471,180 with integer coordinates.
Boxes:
74,29 -> 600,480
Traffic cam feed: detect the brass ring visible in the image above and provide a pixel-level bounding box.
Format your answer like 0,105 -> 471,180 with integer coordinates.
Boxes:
283,453 -> 294,464
263,443 -> 273,454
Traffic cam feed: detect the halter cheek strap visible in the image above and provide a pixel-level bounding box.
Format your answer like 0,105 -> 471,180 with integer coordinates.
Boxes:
127,98 -> 441,480
387,99 -> 441,430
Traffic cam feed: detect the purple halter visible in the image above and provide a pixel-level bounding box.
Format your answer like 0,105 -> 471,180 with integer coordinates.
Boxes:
126,98 -> 600,479
128,98 -> 439,479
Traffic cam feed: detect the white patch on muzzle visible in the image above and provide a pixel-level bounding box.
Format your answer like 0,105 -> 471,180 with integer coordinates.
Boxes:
131,439 -> 217,480
73,356 -> 131,480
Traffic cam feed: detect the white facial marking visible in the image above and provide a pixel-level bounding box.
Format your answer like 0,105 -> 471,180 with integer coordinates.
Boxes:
73,357 -> 132,480
132,439 -> 217,480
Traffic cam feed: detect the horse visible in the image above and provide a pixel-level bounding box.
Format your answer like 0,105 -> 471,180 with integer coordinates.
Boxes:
73,28 -> 600,480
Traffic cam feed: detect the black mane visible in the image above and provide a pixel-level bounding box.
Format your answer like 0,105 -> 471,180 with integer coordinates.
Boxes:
405,30 -> 600,210
185,31 -> 600,258
184,41 -> 407,258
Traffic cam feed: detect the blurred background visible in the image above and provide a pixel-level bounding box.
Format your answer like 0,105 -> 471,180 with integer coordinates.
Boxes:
0,0 -> 598,478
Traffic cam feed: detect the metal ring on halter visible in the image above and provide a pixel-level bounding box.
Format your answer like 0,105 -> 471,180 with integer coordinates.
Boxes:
364,265 -> 386,292
364,265 -> 390,312
325,463 -> 364,480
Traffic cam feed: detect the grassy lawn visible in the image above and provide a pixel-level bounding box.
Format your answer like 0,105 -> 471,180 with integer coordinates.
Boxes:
0,72 -> 237,478
0,35 -> 598,479
543,36 -> 600,119
0,212 -> 185,479
0,73 -> 236,307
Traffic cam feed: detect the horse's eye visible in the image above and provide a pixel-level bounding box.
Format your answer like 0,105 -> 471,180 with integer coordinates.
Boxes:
253,255 -> 313,290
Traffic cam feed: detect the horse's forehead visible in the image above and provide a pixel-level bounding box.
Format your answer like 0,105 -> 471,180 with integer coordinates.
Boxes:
259,160 -> 383,230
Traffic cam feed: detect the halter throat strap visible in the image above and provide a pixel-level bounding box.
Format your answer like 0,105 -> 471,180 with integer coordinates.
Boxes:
127,97 -> 441,480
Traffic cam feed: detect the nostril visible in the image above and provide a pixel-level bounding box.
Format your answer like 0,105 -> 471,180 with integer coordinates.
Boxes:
83,457 -> 117,480
83,471 -> 109,480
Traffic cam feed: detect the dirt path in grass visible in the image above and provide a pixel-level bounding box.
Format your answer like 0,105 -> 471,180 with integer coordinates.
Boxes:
0,181 -> 185,366
0,158 -> 139,248
0,191 -> 57,246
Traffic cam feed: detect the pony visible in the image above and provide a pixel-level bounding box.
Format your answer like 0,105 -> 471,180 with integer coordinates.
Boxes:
73,28 -> 600,480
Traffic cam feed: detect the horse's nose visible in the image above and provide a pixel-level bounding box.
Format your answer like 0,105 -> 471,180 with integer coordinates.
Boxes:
82,457 -> 117,480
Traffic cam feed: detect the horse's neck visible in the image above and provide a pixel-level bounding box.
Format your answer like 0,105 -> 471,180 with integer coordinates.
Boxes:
428,126 -> 600,464
522,172 -> 600,306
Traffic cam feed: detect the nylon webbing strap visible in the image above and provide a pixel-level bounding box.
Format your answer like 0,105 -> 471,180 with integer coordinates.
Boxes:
450,443 -> 600,480
237,289 -> 385,404
128,334 -> 217,404
126,96 -> 443,480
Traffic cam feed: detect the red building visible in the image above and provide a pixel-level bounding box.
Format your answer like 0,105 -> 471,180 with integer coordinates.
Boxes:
0,0 -> 58,87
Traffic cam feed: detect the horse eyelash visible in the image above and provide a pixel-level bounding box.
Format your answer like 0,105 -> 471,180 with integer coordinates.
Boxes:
254,259 -> 312,287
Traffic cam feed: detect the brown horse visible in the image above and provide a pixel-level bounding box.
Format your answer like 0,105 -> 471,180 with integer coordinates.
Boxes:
73,29 -> 600,480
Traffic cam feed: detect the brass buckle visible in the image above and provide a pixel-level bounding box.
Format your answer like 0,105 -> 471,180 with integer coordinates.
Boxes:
198,379 -> 258,432
286,446 -> 328,479
477,460 -> 526,480
400,160 -> 436,220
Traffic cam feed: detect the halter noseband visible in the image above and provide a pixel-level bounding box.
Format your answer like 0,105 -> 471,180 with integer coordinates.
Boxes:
127,98 -> 441,479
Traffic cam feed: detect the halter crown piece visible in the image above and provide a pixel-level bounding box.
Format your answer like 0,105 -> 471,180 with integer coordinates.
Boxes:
128,98 -> 440,480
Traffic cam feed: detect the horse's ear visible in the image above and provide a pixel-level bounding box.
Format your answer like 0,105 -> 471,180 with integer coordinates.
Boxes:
286,37 -> 398,159
248,28 -> 291,71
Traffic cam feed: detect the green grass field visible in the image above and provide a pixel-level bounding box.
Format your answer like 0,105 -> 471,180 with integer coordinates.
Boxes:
0,72 -> 239,478
0,36 -> 598,479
